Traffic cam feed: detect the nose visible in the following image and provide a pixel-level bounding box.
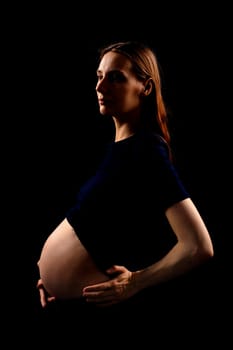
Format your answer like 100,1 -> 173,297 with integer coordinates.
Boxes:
96,76 -> 107,94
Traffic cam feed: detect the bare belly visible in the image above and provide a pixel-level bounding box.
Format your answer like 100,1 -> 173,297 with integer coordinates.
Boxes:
38,218 -> 109,299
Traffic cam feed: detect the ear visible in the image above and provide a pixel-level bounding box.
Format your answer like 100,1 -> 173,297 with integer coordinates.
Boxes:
142,78 -> 153,96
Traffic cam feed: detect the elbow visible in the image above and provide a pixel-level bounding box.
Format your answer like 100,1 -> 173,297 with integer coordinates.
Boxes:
193,240 -> 214,264
207,241 -> 214,258
200,245 -> 214,261
201,234 -> 214,259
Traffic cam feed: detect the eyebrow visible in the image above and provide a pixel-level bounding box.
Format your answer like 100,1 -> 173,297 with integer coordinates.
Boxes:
96,69 -> 124,75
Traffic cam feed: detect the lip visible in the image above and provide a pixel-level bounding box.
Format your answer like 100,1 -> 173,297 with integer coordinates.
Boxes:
98,98 -> 110,105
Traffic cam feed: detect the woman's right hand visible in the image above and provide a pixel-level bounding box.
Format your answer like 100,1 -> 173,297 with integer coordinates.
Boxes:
37,278 -> 56,308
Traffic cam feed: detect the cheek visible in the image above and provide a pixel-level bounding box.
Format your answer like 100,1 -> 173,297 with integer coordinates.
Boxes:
125,89 -> 142,107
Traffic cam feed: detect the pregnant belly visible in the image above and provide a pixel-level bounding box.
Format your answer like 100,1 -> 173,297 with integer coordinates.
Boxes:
38,218 -> 109,299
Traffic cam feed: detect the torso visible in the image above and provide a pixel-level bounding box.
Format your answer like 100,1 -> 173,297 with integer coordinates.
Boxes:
38,218 -> 109,299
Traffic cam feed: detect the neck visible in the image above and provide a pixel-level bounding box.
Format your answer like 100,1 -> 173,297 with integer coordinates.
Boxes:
112,118 -> 138,142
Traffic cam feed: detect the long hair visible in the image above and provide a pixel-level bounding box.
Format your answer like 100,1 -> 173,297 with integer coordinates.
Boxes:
98,41 -> 171,152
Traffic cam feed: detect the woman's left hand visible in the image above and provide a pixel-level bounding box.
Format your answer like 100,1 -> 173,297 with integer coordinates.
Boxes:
82,264 -> 139,307
37,278 -> 56,308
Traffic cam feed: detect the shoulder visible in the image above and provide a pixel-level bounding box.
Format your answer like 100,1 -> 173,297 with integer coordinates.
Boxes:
136,130 -> 170,159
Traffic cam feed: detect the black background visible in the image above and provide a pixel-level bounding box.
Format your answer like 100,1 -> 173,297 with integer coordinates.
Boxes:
8,4 -> 231,343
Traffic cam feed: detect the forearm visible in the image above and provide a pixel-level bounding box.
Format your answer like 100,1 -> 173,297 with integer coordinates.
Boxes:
134,241 -> 208,291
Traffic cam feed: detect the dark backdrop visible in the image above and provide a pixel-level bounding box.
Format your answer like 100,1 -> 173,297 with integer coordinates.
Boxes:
10,6 -> 230,344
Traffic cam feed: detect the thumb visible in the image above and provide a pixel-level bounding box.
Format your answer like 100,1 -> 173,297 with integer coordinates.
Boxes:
106,264 -> 125,275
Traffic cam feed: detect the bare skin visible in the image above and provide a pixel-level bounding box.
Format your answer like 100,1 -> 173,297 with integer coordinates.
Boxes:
37,218 -> 109,305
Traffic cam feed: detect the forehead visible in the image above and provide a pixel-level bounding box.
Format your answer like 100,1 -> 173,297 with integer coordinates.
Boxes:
97,51 -> 133,73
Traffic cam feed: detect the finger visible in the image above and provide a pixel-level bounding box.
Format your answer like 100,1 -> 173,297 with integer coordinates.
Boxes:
47,296 -> 56,303
83,283 -> 112,293
36,279 -> 43,289
38,288 -> 47,308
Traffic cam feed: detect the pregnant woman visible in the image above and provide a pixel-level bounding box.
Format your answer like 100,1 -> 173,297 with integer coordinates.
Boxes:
37,41 -> 213,313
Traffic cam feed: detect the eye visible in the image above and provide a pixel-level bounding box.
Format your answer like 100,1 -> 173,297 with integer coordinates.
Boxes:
96,74 -> 103,82
108,71 -> 126,83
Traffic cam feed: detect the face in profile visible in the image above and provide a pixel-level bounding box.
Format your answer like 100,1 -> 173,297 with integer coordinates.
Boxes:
96,51 -> 145,120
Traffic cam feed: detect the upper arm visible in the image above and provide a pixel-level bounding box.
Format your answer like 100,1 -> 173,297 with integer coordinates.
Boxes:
165,198 -> 214,257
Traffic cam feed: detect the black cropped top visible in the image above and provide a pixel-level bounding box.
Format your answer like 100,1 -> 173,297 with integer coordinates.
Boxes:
66,130 -> 189,272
